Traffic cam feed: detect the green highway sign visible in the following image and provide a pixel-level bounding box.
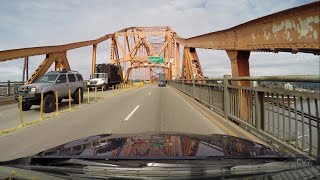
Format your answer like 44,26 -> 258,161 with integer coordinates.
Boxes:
149,56 -> 164,63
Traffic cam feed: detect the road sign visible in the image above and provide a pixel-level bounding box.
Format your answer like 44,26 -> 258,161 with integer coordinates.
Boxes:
149,56 -> 164,63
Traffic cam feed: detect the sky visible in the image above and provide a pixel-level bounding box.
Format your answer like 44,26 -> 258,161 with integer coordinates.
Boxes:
0,0 -> 319,81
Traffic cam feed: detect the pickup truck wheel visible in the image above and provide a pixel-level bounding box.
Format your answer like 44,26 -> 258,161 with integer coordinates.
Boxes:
18,102 -> 32,111
43,94 -> 55,113
73,88 -> 83,104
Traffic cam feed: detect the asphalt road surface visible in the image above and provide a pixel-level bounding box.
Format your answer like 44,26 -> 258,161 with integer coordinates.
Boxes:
0,85 -> 241,161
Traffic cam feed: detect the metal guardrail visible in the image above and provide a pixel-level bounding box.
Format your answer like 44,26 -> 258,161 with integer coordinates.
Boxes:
169,75 -> 320,160
0,81 -> 24,96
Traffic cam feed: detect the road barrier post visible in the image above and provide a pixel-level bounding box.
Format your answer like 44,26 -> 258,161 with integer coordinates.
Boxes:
7,80 -> 11,96
102,86 -> 104,100
40,93 -> 44,119
87,88 -> 90,104
55,91 -> 59,114
19,96 -> 23,127
95,87 -> 97,102
68,90 -> 71,110
223,75 -> 231,119
78,88 -> 81,107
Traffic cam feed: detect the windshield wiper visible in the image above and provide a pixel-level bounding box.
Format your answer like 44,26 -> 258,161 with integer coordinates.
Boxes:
54,159 -> 118,167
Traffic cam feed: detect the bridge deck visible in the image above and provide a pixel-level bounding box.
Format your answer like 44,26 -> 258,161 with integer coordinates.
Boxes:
0,84 -> 264,161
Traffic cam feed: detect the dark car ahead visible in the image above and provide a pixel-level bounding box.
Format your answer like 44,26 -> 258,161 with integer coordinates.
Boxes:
158,81 -> 166,87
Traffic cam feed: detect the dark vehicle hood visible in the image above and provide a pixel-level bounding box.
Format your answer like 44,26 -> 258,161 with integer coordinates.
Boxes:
34,133 -> 285,159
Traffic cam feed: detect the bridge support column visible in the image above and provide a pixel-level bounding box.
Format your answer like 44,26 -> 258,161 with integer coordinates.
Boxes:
226,50 -> 250,86
92,44 -> 97,74
175,43 -> 180,79
226,50 -> 251,122
22,57 -> 29,83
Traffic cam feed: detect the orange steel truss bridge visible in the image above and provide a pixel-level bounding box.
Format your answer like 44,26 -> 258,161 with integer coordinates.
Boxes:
0,2 -> 319,85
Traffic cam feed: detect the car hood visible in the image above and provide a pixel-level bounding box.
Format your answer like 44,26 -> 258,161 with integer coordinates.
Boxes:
34,133 -> 286,159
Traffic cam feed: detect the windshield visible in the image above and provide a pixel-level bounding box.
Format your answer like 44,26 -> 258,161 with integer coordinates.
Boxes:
91,73 -> 105,79
0,1 -> 319,180
35,74 -> 58,83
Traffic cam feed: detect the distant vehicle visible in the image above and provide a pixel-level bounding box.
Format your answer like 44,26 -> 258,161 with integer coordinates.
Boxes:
87,63 -> 122,90
16,70 -> 85,113
158,81 -> 166,87
158,73 -> 166,87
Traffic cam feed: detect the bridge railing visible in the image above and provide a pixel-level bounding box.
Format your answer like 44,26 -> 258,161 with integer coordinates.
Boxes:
168,75 -> 320,160
0,81 -> 24,96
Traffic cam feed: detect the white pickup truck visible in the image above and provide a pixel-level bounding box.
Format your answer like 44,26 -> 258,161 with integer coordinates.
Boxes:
86,73 -> 108,90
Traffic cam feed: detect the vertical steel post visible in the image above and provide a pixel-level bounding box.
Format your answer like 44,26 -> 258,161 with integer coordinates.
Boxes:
223,75 -> 231,119
78,88 -> 81,107
88,88 -> 90,104
68,90 -> 71,110
95,87 -> 97,102
102,86 -> 104,100
19,96 -> 23,127
192,79 -> 195,97
40,93 -> 44,119
92,44 -> 97,75
55,91 -> 58,114
6,80 -> 10,96
254,81 -> 264,130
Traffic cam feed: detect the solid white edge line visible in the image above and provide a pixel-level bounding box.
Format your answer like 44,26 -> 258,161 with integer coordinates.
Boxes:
148,92 -> 151,95
124,105 -> 140,121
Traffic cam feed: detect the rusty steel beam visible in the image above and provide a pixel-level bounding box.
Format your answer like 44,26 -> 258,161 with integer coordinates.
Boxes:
176,2 -> 320,54
27,52 -> 70,84
128,64 -> 170,69
112,26 -> 176,80
91,45 -> 97,74
0,34 -> 113,62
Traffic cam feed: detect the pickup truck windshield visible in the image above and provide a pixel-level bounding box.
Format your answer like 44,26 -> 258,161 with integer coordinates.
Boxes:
35,74 -> 58,83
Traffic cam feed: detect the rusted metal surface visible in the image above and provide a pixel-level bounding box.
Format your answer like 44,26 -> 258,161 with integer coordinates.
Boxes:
0,34 -> 113,62
226,50 -> 251,86
91,45 -> 97,74
176,2 -> 320,54
27,52 -> 70,84
181,47 -> 204,80
111,26 -> 177,81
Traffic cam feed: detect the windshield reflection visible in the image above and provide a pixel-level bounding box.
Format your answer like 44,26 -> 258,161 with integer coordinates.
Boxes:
35,74 -> 58,83
37,134 -> 280,158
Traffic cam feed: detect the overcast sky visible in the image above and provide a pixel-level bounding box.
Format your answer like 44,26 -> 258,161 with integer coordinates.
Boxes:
0,0 -> 319,81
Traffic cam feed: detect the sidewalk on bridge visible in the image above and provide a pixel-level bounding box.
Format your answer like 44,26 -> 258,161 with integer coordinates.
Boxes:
169,86 -> 270,147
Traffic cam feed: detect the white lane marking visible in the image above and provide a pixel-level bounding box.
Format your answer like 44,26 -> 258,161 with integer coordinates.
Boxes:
124,105 -> 140,121
147,85 -> 155,95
